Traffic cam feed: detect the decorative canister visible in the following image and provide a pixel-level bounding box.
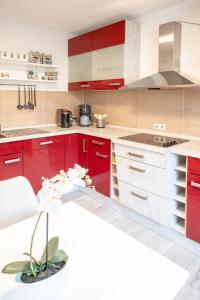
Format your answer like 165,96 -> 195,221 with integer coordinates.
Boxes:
94,113 -> 107,128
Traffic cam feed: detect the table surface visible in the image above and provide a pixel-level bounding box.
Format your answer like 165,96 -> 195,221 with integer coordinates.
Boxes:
0,201 -> 189,300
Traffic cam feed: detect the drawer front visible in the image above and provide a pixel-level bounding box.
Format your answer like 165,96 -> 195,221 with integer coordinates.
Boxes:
23,135 -> 65,152
188,157 -> 200,175
0,153 -> 23,180
89,136 -> 110,153
118,181 -> 168,226
114,143 -> 166,168
116,156 -> 167,197
0,141 -> 22,156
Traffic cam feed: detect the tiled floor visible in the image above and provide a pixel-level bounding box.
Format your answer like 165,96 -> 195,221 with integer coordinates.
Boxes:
73,193 -> 200,300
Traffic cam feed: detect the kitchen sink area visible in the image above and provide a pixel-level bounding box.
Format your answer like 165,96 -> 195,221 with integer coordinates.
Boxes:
0,128 -> 49,138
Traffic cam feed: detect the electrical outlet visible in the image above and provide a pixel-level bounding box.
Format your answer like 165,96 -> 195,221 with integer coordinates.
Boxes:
154,123 -> 166,131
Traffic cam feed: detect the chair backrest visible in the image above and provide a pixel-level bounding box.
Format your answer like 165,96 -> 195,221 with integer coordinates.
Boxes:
0,176 -> 39,229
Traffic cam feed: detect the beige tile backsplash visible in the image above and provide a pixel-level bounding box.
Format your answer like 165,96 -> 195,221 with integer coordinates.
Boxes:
0,90 -> 83,128
1,88 -> 200,137
84,89 -> 200,137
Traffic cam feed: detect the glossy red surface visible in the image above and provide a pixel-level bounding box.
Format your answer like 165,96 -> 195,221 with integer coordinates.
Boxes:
88,136 -> 111,197
188,157 -> 200,175
93,20 -> 125,50
68,32 -> 93,56
0,153 -> 23,180
23,136 -> 65,193
186,170 -> 200,243
0,141 -> 22,156
68,78 -> 124,91
65,134 -> 79,171
78,134 -> 89,169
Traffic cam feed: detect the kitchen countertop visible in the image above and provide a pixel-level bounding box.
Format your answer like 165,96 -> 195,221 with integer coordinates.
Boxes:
1,124 -> 200,158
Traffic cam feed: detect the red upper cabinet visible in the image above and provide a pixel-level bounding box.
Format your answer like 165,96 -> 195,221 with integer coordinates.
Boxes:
68,20 -> 138,91
68,32 -> 93,56
93,20 -> 125,50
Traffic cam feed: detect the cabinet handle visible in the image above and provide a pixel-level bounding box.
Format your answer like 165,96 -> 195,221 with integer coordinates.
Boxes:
108,82 -> 121,86
4,158 -> 21,165
129,165 -> 146,173
80,84 -> 90,88
40,141 -> 53,146
128,152 -> 144,159
131,191 -> 147,201
191,181 -> 200,189
96,152 -> 108,159
83,139 -> 87,153
92,140 -> 104,146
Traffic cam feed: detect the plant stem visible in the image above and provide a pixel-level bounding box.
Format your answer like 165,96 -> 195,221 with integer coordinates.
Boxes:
46,213 -> 49,269
30,211 -> 43,276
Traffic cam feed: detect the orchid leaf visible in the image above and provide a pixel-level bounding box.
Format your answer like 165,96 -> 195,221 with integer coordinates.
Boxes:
23,252 -> 39,266
49,249 -> 68,264
2,261 -> 30,274
40,236 -> 59,264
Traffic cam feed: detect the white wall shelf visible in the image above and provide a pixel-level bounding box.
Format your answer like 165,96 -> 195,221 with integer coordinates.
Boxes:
0,78 -> 59,84
0,59 -> 58,69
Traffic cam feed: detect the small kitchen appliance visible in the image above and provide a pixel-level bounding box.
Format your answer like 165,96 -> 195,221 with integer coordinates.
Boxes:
119,133 -> 188,148
57,109 -> 73,128
79,104 -> 91,127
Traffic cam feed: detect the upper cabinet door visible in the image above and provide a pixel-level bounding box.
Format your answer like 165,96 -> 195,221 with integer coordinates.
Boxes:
68,32 -> 93,56
93,20 -> 125,50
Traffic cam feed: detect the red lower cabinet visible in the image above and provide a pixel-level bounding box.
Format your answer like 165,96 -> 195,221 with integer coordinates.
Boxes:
23,135 -> 65,193
88,136 -> 111,197
65,134 -> 79,171
78,134 -> 89,169
186,157 -> 200,243
0,141 -> 23,180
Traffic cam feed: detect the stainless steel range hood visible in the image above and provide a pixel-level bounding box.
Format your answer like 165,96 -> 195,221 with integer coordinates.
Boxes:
121,21 -> 198,90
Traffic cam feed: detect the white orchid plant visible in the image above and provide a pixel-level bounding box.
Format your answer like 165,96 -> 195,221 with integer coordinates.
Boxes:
2,164 -> 93,282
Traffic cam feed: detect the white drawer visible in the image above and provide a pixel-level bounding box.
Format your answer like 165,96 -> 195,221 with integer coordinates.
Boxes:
116,156 -> 167,197
118,180 -> 169,226
114,143 -> 166,168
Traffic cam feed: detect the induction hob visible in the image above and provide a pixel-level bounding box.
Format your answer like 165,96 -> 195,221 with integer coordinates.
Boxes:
119,133 -> 188,148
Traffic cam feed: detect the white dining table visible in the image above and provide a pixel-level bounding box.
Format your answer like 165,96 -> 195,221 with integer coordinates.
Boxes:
0,201 -> 189,300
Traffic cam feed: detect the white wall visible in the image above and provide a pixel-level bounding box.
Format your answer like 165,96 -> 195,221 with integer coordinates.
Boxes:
0,18 -> 72,91
136,0 -> 200,81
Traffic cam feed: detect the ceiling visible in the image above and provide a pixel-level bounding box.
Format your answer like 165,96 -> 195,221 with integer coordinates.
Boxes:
0,0 -> 185,34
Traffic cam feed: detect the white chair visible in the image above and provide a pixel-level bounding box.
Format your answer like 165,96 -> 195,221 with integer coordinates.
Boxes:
0,176 -> 39,230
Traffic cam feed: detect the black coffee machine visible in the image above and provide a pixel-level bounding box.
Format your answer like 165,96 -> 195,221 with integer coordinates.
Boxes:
79,104 -> 92,127
57,109 -> 73,128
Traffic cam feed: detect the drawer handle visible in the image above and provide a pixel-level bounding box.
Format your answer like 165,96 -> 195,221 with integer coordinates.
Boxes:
131,191 -> 147,201
92,140 -> 104,146
40,141 -> 53,146
80,84 -> 90,88
108,82 -> 121,86
83,139 -> 87,153
96,152 -> 108,159
128,152 -> 144,159
191,181 -> 200,189
129,165 -> 146,173
4,158 -> 21,165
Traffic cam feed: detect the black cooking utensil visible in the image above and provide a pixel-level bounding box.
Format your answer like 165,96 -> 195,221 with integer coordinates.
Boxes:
30,86 -> 34,110
17,85 -> 23,110
33,86 -> 36,107
28,86 -> 34,110
23,86 -> 28,110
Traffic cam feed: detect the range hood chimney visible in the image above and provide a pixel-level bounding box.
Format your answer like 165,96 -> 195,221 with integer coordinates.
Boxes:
121,21 -> 198,90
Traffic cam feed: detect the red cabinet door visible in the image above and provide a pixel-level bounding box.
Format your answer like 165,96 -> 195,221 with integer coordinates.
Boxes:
93,20 -> 125,50
65,134 -> 79,171
186,172 -> 200,243
88,136 -> 111,197
0,153 -> 23,180
68,32 -> 93,56
23,136 -> 65,193
0,141 -> 22,156
78,134 -> 89,169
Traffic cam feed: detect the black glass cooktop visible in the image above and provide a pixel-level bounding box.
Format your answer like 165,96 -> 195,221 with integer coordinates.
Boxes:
119,133 -> 188,148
